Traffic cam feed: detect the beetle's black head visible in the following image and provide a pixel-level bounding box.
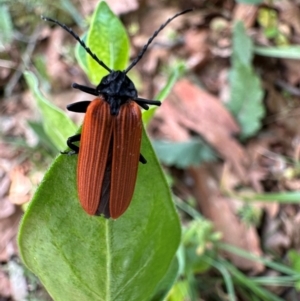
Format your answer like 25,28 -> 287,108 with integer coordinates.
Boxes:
96,70 -> 137,115
43,10 -> 192,116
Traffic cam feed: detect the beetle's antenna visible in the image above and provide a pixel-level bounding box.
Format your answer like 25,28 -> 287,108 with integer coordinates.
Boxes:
124,8 -> 192,74
41,16 -> 112,73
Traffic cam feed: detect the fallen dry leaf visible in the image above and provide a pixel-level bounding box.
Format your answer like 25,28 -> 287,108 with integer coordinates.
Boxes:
189,165 -> 264,272
149,108 -> 190,142
153,79 -> 249,180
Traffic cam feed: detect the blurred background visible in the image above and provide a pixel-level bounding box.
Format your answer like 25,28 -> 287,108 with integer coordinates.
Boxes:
2,0 -> 300,300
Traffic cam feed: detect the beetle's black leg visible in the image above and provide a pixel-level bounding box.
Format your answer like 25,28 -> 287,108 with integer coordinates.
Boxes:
135,97 -> 161,106
72,83 -> 98,96
134,97 -> 161,110
137,103 -> 149,110
61,134 -> 81,155
139,154 -> 147,164
67,101 -> 91,113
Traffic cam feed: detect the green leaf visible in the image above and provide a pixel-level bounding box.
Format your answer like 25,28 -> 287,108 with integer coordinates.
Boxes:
27,120 -> 58,155
254,46 -> 300,59
33,55 -> 51,92
0,5 -> 13,49
18,127 -> 181,301
257,8 -> 279,39
150,257 -> 179,301
75,33 -> 89,74
220,259 -> 286,301
228,62 -> 264,139
288,250 -> 300,290
232,21 -> 253,66
167,279 -> 192,301
152,139 -> 217,168
228,21 -> 265,139
86,1 -> 129,84
24,71 -> 77,150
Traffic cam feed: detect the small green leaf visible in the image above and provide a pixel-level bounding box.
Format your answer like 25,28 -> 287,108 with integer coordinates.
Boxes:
232,21 -> 253,66
86,1 -> 129,84
27,121 -> 58,155
18,127 -> 181,301
257,8 -> 283,42
288,250 -> 300,290
228,21 -> 265,139
24,71 -> 77,150
228,62 -> 264,139
0,5 -> 13,49
75,33 -> 89,74
33,54 -> 51,92
152,139 -> 217,168
167,279 -> 193,301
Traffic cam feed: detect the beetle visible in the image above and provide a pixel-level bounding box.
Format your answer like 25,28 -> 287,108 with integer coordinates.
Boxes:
42,8 -> 192,219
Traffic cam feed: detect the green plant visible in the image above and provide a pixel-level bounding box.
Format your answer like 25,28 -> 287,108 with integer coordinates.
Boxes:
227,21 -> 265,140
18,2 -> 181,300
170,199 -> 300,301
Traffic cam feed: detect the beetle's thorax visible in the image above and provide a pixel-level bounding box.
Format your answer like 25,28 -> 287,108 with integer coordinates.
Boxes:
96,70 -> 138,115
